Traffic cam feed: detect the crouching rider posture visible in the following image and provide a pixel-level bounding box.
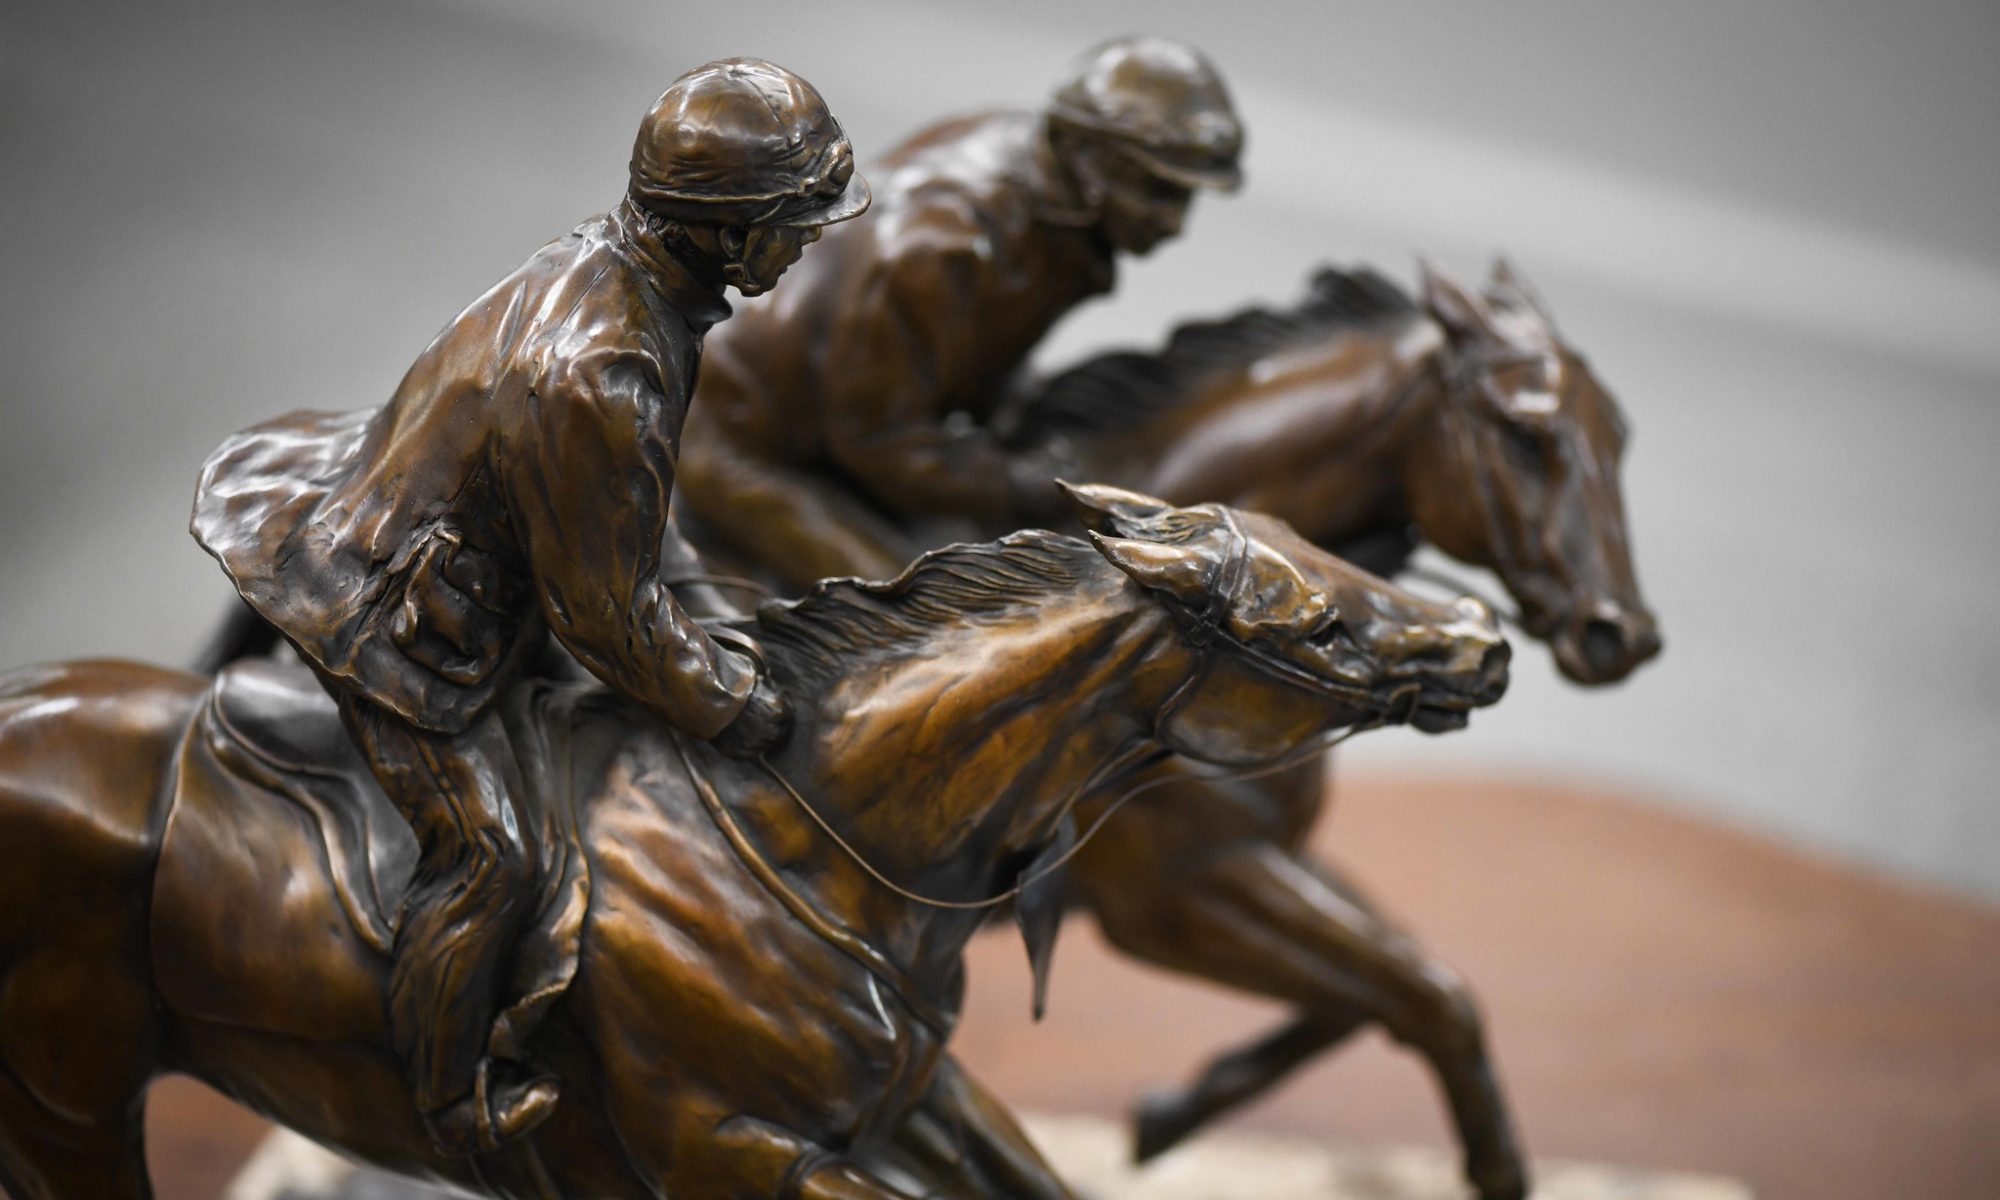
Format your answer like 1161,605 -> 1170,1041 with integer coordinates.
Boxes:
189,59 -> 869,1156
679,35 -> 1244,588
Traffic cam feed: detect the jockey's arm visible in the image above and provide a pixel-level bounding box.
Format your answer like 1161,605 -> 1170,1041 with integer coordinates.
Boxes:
820,225 -> 1030,526
506,346 -> 756,738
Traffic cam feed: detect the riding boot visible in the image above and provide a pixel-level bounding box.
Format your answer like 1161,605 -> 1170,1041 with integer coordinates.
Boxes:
425,1058 -> 561,1157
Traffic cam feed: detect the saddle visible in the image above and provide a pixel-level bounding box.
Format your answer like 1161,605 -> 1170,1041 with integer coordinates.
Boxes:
151,658 -> 592,1047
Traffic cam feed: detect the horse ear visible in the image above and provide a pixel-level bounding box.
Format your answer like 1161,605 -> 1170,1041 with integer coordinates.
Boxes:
1419,258 -> 1500,340
1088,531 -> 1210,603
1058,480 -> 1172,533
1490,256 -> 1554,322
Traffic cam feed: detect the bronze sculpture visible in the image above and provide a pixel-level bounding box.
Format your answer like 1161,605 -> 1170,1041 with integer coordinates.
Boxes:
680,250 -> 1658,1199
0,490 -> 1506,1200
188,58 -> 870,1155
27,32 -> 1658,1200
187,94 -> 1654,1200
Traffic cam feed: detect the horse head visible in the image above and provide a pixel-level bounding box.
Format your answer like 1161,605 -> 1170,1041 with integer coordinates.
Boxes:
1066,482 -> 1511,765
1402,259 -> 1662,684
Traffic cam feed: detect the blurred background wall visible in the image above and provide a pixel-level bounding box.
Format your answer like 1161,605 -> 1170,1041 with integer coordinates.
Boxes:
2,0 -> 1996,898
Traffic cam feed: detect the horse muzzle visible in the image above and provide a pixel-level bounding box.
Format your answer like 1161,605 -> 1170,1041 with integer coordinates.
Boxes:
1550,604 -> 1661,685
1405,639 -> 1510,733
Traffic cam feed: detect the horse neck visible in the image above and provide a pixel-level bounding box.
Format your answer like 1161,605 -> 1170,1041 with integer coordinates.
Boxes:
749,557 -> 1185,983
1076,318 -> 1448,546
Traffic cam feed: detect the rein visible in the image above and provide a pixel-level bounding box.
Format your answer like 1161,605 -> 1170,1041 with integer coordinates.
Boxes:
1402,563 -> 1523,631
664,572 -> 779,600
749,516 -> 1393,913
753,718 -> 1383,914
670,731 -> 955,1038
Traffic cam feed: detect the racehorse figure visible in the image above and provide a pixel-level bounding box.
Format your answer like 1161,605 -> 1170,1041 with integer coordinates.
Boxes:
0,492 -> 1505,1200
675,258 -> 1661,1200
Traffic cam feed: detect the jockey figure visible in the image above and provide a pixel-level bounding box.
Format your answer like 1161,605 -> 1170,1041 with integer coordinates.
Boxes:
190,59 -> 869,1155
679,35 -> 1244,587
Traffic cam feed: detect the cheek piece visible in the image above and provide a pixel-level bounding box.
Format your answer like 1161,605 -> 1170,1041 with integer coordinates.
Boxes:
1149,517 -> 1398,768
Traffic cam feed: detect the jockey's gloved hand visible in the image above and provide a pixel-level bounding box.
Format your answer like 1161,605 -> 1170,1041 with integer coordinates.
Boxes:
710,665 -> 792,760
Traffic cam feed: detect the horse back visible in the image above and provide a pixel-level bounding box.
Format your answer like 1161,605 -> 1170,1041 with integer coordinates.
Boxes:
0,659 -> 200,1121
150,659 -> 414,1041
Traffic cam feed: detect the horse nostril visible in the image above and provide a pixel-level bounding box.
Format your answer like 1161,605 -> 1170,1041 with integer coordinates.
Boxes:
1581,618 -> 1627,676
1477,640 -> 1510,700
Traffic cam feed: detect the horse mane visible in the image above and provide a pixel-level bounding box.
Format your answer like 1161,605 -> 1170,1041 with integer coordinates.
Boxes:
751,530 -> 1098,687
1008,266 -> 1420,442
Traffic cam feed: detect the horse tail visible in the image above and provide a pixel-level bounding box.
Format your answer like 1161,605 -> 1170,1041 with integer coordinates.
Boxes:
0,659 -> 203,1198
190,597 -> 281,675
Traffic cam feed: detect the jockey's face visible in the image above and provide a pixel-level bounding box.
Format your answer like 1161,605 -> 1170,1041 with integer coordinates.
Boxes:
668,221 -> 821,298
704,225 -> 820,300
721,224 -> 822,297
1083,142 -> 1196,256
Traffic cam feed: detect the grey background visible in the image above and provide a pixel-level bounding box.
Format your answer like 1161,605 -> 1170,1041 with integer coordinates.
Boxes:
3,0 -> 1996,897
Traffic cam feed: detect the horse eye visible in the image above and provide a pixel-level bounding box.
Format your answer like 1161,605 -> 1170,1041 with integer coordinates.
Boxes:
1308,614 -> 1348,648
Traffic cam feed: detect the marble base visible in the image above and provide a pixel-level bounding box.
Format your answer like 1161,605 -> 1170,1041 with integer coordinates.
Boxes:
226,1116 -> 1754,1200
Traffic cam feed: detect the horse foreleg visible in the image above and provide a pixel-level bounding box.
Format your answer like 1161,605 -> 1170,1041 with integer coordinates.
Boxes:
1089,842 -> 1527,1200
1132,1011 -> 1357,1162
0,1071 -> 152,1200
862,1056 -> 1078,1200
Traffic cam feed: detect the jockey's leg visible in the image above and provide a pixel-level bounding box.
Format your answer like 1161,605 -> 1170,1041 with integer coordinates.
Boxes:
677,432 -> 918,588
864,1056 -> 1079,1199
334,693 -> 558,1155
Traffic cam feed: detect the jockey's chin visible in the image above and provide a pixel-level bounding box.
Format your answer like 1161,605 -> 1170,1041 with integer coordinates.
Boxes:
1100,199 -> 1189,257
728,225 -> 822,297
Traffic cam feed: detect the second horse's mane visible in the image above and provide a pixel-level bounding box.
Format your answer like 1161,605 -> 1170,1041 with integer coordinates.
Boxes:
749,530 -> 1097,687
1008,266 -> 1420,443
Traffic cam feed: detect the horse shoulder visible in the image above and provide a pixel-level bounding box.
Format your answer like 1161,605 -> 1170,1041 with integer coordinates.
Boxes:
572,748 -> 939,1161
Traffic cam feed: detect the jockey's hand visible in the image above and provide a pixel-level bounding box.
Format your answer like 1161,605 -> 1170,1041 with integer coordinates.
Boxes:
711,668 -> 792,760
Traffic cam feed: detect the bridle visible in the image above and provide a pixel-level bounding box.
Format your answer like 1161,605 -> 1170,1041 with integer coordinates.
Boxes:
1433,341 -> 1573,637
1146,510 -> 1404,761
747,514 -> 1402,913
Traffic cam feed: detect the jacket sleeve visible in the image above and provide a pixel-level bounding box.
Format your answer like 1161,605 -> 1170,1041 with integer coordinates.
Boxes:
818,209 -> 1024,523
507,344 -> 754,737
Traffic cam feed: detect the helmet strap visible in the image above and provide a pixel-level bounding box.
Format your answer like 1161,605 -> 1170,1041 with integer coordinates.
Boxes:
635,207 -> 737,292
1034,120 -> 1107,228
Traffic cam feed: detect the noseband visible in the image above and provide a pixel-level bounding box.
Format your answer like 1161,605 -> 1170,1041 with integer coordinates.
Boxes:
1151,511 -> 1407,764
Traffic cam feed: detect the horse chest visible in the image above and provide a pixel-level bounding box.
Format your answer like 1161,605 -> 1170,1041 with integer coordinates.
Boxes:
581,790 -> 948,1149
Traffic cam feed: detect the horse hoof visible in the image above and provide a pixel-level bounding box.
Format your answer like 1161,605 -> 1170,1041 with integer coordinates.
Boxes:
1472,1164 -> 1529,1200
1130,1092 -> 1196,1164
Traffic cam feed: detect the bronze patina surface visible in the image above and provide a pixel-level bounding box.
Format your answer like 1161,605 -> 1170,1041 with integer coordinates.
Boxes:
114,37 -> 1651,1200
0,492 -> 1505,1199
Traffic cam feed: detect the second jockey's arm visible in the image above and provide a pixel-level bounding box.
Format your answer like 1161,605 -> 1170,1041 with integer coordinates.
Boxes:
820,230 -> 1050,527
508,348 -> 759,739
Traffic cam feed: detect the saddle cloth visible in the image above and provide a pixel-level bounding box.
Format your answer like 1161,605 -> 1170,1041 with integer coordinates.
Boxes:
151,658 -> 594,1047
